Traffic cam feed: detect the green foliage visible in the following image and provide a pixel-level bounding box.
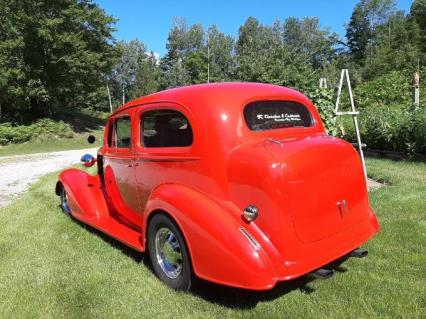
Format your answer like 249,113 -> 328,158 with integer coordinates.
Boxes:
0,119 -> 74,145
283,17 -> 339,68
109,39 -> 148,104
410,0 -> 426,55
308,88 -> 340,136
129,53 -> 160,99
346,0 -> 396,62
0,0 -> 117,121
410,106 -> 426,153
1,0 -> 425,155
344,105 -> 426,154
354,70 -> 411,108
362,11 -> 422,79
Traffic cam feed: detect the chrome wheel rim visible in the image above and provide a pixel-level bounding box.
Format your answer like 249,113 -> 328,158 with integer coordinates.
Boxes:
155,227 -> 183,279
60,190 -> 71,214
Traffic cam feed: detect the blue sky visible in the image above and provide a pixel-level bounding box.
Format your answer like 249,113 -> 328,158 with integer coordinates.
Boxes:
95,0 -> 413,57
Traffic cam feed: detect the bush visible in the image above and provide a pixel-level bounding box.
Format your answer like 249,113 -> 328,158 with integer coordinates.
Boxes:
411,107 -> 426,154
0,119 -> 74,146
353,71 -> 411,108
343,105 -> 426,155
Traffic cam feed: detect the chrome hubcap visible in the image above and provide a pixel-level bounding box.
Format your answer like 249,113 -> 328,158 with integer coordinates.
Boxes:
155,227 -> 183,279
61,190 -> 70,214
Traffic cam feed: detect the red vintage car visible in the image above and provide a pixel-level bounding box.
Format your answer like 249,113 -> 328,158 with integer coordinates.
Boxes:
56,82 -> 379,291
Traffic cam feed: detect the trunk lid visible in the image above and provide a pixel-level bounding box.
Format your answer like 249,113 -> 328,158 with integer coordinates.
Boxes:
265,134 -> 369,243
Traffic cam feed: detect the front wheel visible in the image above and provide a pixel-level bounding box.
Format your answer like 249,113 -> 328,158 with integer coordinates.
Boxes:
147,214 -> 192,291
60,187 -> 71,215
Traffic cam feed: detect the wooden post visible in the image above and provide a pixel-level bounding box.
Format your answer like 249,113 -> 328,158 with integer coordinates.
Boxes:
412,71 -> 420,109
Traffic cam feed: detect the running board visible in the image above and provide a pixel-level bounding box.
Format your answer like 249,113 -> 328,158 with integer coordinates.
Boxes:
72,213 -> 144,252
311,268 -> 334,279
349,248 -> 368,258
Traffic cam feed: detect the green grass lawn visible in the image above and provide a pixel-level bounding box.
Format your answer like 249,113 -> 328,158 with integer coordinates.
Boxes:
0,159 -> 424,318
0,130 -> 103,157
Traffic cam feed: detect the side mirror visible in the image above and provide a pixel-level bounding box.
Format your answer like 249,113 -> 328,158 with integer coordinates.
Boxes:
87,135 -> 96,144
81,154 -> 96,167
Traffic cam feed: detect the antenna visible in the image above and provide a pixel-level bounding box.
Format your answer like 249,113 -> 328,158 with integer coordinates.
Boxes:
207,28 -> 210,83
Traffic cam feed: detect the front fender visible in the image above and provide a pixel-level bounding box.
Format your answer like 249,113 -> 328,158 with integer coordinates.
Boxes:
144,184 -> 281,290
57,168 -> 110,220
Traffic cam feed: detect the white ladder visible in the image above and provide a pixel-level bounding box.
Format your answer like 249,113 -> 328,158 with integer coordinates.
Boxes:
334,69 -> 367,180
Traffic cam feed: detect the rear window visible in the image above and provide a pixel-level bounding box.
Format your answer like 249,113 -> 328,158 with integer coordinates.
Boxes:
244,101 -> 313,131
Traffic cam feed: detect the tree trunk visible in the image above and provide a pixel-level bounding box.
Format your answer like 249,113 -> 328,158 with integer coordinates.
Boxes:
106,83 -> 113,113
122,87 -> 125,105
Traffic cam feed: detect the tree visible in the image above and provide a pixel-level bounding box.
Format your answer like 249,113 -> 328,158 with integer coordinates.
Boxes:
160,58 -> 191,88
207,25 -> 235,82
363,11 -> 422,79
160,18 -> 206,87
410,0 -> 426,32
235,17 -> 336,93
129,52 -> 160,98
160,19 -> 234,86
283,17 -> 339,68
0,0 -> 117,122
109,39 -> 147,105
410,0 -> 426,57
235,17 -> 281,82
346,0 -> 396,62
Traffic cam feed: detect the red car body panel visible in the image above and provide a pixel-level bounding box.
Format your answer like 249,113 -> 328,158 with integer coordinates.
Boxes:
57,82 -> 379,290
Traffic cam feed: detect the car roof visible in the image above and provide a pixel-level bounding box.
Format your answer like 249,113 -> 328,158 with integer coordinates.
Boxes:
112,82 -> 311,116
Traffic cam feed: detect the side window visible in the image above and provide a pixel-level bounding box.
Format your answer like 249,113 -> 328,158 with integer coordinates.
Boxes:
108,116 -> 132,148
141,110 -> 193,148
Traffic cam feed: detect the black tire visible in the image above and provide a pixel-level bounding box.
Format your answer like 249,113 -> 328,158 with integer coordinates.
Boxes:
147,214 -> 192,291
59,187 -> 71,215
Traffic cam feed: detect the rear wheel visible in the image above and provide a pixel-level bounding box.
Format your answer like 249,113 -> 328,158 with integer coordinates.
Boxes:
60,187 -> 71,215
147,214 -> 192,291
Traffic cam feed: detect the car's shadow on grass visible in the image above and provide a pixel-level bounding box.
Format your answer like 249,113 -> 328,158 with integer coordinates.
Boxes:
190,258 -> 349,309
70,214 -> 349,309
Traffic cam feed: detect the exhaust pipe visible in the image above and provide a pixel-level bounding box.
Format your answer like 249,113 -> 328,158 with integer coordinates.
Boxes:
311,268 -> 334,279
350,248 -> 368,258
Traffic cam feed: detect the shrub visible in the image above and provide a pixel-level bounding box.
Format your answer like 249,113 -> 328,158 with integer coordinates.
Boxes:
410,107 -> 426,154
353,71 -> 411,108
343,105 -> 426,155
0,119 -> 74,146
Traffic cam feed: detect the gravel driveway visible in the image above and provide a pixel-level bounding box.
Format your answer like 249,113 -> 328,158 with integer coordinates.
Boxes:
0,148 -> 98,208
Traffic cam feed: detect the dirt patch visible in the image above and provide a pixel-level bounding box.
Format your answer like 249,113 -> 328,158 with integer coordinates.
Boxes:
367,178 -> 385,191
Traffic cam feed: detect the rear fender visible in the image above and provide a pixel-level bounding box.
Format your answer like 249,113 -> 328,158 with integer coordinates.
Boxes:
57,168 -> 110,220
144,184 -> 283,290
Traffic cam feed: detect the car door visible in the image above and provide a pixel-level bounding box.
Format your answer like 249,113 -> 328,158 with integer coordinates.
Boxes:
103,113 -> 142,227
133,107 -> 195,212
